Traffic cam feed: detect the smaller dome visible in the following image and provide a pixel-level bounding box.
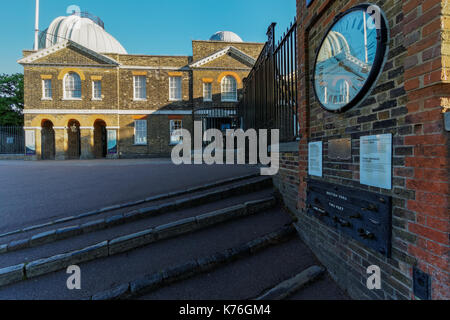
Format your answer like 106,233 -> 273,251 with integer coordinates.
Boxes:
210,31 -> 243,42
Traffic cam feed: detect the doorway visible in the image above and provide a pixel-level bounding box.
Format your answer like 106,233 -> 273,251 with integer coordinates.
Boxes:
94,120 -> 107,158
67,120 -> 81,159
41,120 -> 55,160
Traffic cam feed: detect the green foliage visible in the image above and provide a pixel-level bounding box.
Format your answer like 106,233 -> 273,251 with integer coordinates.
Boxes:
0,73 -> 24,126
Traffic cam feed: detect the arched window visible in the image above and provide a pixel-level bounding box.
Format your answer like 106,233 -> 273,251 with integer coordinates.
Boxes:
337,79 -> 350,104
221,76 -> 237,102
64,72 -> 82,99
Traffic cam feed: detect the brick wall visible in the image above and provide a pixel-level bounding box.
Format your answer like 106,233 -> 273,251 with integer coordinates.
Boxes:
275,0 -> 450,300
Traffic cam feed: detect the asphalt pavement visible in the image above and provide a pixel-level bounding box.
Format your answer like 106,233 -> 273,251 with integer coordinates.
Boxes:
0,159 -> 258,233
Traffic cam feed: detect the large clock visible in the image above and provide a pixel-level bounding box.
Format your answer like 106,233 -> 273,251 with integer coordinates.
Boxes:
313,4 -> 389,113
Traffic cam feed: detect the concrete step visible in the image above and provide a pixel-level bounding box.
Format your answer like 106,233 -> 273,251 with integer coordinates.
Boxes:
287,274 -> 350,300
0,205 -> 293,300
0,188 -> 275,269
0,194 -> 278,288
0,175 -> 272,254
136,236 -> 326,300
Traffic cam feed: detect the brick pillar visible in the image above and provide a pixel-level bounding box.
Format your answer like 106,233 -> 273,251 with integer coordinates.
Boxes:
54,127 -> 67,160
401,0 -> 450,300
80,127 -> 94,160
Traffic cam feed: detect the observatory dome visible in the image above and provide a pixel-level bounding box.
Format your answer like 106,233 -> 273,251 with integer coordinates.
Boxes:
209,31 -> 243,42
38,14 -> 127,54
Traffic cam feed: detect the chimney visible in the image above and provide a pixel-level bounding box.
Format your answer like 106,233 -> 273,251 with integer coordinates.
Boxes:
34,0 -> 39,51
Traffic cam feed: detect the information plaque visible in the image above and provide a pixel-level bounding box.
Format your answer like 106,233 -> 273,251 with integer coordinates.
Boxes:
25,130 -> 36,156
308,141 -> 323,177
360,134 -> 392,190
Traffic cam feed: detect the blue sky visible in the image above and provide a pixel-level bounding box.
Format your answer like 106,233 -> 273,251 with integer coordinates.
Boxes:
0,0 -> 296,74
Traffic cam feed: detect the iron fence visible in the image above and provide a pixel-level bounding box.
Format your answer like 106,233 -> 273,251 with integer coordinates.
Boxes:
240,20 -> 299,142
0,126 -> 25,154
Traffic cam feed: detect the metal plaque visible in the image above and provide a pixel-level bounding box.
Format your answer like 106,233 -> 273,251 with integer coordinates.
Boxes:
328,138 -> 352,160
306,179 -> 392,257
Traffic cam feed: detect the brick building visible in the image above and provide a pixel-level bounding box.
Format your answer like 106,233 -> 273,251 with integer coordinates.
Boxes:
19,13 -> 264,160
269,0 -> 449,300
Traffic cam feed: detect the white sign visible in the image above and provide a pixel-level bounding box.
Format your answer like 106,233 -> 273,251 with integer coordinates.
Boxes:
308,141 -> 323,177
25,130 -> 36,155
360,134 -> 392,190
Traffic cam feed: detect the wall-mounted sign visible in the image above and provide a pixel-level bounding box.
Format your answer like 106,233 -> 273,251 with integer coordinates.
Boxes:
306,0 -> 314,7
25,130 -> 36,155
308,141 -> 323,177
306,179 -> 392,256
360,134 -> 392,190
107,130 -> 117,154
6,137 -> 14,144
313,4 -> 389,113
328,138 -> 352,160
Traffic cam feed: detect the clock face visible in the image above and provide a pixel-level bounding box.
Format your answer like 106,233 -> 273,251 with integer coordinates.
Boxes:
313,5 -> 389,113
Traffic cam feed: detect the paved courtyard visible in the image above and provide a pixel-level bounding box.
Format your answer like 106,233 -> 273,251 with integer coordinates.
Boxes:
0,159 -> 258,234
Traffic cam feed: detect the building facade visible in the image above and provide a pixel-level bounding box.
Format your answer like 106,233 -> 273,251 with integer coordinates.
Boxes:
19,14 -> 264,160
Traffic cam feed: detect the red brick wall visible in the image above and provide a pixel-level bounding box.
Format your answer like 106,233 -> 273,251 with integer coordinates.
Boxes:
283,0 -> 450,299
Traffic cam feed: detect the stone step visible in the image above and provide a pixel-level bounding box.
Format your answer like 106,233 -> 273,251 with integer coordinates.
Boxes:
0,204 -> 293,299
0,175 -> 272,254
135,236 -> 326,300
0,188 -> 275,269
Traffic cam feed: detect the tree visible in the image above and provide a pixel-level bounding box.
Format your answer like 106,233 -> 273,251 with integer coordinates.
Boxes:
0,73 -> 24,126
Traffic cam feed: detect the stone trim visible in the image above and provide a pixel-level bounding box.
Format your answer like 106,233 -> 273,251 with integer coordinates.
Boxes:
23,109 -> 193,115
189,46 -> 256,68
17,40 -> 119,66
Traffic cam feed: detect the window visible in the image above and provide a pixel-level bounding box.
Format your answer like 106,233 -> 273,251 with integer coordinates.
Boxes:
221,76 -> 237,102
170,120 -> 183,145
203,82 -> 212,102
134,76 -> 146,100
337,80 -> 350,105
92,81 -> 102,100
134,120 -> 147,145
42,79 -> 52,100
169,77 -> 182,101
64,72 -> 82,99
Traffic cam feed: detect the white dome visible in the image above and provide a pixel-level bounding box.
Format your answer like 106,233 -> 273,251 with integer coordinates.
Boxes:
38,15 -> 127,54
209,31 -> 243,42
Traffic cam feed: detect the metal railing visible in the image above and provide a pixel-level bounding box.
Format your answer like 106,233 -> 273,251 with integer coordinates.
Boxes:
240,20 -> 299,142
71,11 -> 105,29
0,126 -> 25,154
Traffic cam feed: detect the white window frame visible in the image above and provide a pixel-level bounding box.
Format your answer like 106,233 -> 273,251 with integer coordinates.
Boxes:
42,79 -> 52,100
203,82 -> 212,102
169,77 -> 182,101
63,72 -> 82,100
134,120 -> 148,145
221,76 -> 238,102
170,119 -> 183,145
133,75 -> 147,101
92,80 -> 102,101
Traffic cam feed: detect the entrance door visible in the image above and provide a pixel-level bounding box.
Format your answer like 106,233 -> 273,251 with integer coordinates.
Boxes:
67,120 -> 81,160
94,120 -> 107,158
41,120 -> 55,160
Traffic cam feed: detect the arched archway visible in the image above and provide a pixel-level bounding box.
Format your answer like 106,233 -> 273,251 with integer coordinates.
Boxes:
94,120 -> 107,158
41,120 -> 55,160
67,119 -> 81,159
